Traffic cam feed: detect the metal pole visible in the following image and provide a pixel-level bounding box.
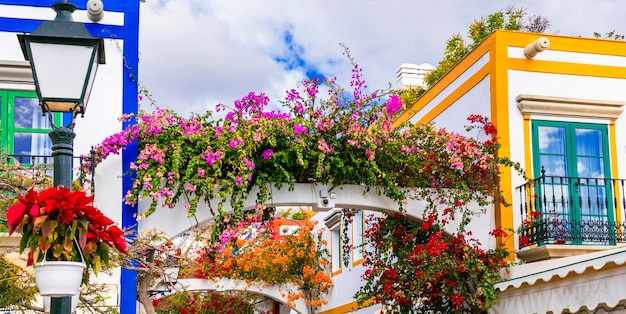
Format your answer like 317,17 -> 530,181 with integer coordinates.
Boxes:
50,127 -> 75,188
49,126 -> 76,314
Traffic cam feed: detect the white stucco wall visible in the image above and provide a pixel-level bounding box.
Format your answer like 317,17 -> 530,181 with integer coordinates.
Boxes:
431,75 -> 491,136
0,32 -> 27,62
73,38 -> 124,222
408,51 -> 490,125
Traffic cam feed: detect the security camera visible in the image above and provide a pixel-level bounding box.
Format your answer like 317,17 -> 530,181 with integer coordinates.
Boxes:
317,189 -> 335,209
87,0 -> 104,22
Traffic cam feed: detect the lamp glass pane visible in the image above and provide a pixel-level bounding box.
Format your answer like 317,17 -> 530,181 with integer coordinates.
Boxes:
29,42 -> 94,100
82,55 -> 99,108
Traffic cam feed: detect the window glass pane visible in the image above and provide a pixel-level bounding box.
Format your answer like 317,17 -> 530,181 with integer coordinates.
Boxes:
331,228 -> 341,272
540,155 -> 567,177
575,129 -> 602,157
577,157 -> 604,178
353,210 -> 364,262
14,97 -> 48,129
538,126 -> 565,154
14,132 -> 52,158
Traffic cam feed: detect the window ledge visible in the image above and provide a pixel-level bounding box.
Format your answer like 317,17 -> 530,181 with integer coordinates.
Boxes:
0,60 -> 33,86
516,244 -> 625,263
517,94 -> 624,120
352,258 -> 365,267
0,233 -> 21,249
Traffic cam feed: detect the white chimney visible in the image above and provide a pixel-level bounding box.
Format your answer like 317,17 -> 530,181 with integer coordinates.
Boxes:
395,63 -> 435,89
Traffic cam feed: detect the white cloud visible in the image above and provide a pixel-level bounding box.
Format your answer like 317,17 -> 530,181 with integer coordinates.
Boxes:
138,0 -> 626,117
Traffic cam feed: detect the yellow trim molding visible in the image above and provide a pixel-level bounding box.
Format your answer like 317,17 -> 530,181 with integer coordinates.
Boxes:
393,36 -> 494,127
516,94 -> 624,119
318,299 -> 375,314
609,121 -> 622,222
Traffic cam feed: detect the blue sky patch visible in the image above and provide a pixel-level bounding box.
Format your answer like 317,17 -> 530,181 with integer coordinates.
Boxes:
274,28 -> 324,81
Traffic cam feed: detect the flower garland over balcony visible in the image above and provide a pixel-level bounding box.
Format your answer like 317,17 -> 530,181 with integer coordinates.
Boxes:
84,45 -> 518,230
84,45 -> 521,313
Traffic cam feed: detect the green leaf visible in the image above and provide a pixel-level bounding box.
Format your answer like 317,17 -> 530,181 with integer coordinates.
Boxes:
98,242 -> 110,266
70,219 -> 77,240
93,255 -> 102,275
32,248 -> 40,265
52,244 -> 63,259
18,230 -> 30,254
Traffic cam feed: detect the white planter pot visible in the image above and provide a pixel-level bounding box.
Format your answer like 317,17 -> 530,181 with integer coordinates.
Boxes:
35,261 -> 85,297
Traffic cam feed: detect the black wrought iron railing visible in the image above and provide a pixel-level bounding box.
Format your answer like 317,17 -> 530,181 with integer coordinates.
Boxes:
517,218 -> 626,248
3,154 -> 95,194
516,169 -> 626,248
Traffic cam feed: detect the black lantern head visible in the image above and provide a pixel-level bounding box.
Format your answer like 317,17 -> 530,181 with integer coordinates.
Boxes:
17,1 -> 106,118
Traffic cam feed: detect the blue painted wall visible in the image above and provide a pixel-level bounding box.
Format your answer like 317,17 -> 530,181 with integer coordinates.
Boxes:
0,1 -> 140,313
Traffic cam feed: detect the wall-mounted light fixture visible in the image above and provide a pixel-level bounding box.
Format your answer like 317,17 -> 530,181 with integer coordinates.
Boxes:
87,0 -> 104,22
524,37 -> 550,59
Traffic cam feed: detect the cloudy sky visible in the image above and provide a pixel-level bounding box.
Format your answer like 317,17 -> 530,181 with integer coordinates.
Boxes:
137,0 -> 626,117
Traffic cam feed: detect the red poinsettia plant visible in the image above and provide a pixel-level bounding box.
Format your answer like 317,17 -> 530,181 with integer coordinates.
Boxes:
6,186 -> 127,274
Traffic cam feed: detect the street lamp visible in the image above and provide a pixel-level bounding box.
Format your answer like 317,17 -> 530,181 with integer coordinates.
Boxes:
18,1 -> 105,121
17,1 -> 105,313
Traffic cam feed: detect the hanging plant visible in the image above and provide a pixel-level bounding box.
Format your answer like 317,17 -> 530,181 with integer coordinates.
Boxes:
6,186 -> 127,275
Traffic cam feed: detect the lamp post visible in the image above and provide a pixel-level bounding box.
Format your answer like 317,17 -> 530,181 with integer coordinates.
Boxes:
17,2 -> 105,313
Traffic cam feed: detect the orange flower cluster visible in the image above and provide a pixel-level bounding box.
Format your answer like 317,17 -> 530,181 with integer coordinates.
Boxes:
189,218 -> 332,310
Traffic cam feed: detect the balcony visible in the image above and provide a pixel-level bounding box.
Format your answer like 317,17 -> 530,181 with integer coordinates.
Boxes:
516,171 -> 626,261
1,153 -> 95,193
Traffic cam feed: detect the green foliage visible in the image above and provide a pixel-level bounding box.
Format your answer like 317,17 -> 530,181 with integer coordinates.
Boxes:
424,34 -> 469,87
593,30 -> 625,40
468,6 -> 526,44
88,46 -> 524,313
88,48 -> 516,234
394,86 -> 425,107
424,6 -> 550,88
153,291 -> 257,314
355,214 -> 508,313
0,255 -> 37,309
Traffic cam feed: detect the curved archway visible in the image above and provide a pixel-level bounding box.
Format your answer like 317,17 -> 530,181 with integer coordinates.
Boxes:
165,278 -> 310,314
138,183 -> 495,248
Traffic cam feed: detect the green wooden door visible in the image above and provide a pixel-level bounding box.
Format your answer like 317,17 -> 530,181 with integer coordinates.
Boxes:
532,120 -> 614,243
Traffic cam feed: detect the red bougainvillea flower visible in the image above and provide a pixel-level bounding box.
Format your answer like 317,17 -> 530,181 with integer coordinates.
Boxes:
519,236 -> 530,247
